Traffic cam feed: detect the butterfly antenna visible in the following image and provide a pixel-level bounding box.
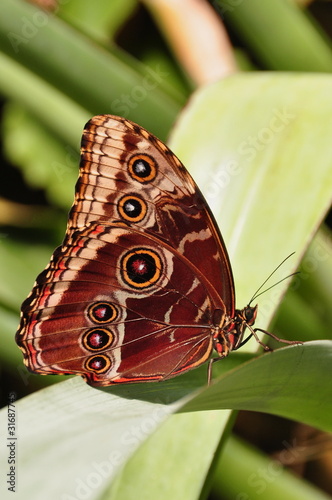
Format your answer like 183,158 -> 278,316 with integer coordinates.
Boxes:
249,252 -> 298,305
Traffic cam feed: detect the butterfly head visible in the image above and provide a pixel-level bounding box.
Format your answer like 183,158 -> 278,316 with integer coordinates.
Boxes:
232,304 -> 258,348
238,304 -> 258,328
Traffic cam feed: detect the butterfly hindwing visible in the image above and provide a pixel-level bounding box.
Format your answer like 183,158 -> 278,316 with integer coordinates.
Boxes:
17,223 -> 225,385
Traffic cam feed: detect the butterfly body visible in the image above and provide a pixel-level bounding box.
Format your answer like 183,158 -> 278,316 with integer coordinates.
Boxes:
16,115 -> 257,386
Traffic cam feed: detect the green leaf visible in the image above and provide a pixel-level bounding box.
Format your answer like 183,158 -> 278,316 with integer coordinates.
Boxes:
1,341 -> 330,500
0,49 -> 89,147
2,103 -> 80,208
104,341 -> 332,499
274,226 -> 332,341
212,434 -> 332,500
0,236 -> 53,311
214,0 -> 332,71
0,0 -> 183,139
170,73 -> 332,316
58,0 -> 137,41
0,377 -> 180,500
182,341 -> 332,433
107,410 -> 232,500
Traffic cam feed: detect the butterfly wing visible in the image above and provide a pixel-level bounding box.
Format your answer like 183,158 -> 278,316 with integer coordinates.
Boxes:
16,223 -> 225,386
16,115 -> 236,385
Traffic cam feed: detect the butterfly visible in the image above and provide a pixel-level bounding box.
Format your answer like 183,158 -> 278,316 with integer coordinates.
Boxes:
16,115 -> 297,386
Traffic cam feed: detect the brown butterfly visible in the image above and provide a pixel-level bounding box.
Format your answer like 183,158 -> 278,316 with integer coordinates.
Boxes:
16,115 -> 298,386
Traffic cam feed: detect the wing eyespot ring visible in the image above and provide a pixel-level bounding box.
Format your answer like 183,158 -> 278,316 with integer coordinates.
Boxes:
120,248 -> 162,289
117,194 -> 147,223
82,328 -> 115,351
88,302 -> 119,324
128,154 -> 157,183
84,355 -> 111,374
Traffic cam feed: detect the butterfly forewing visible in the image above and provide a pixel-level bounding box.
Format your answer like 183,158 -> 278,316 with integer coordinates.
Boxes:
70,116 -> 235,311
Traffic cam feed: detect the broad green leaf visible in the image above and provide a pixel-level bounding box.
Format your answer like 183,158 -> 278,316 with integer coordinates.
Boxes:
170,73 -> 332,318
0,377 -> 181,500
1,342 -> 330,500
181,341 -> 332,433
106,342 -> 332,500
106,410 -> 233,500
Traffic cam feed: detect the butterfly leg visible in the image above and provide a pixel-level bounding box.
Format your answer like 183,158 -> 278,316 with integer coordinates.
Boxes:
207,358 -> 217,385
235,333 -> 254,350
244,323 -> 302,352
234,327 -> 303,360
207,355 -> 229,385
253,328 -> 303,348
245,326 -> 272,352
